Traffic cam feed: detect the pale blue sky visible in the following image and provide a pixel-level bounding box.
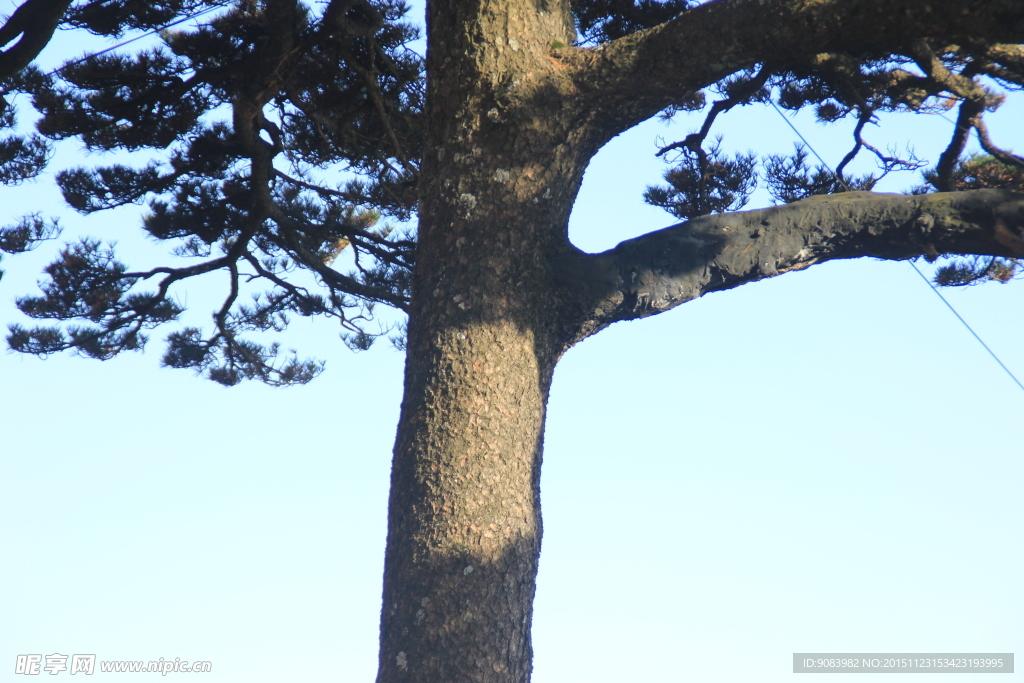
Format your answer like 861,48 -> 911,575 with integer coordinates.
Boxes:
2,4 -> 1022,681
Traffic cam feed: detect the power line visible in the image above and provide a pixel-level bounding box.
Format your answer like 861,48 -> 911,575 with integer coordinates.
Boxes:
908,263 -> 1024,392
767,101 -> 1024,395
768,101 -> 835,171
44,1 -> 234,79
0,1 -> 234,99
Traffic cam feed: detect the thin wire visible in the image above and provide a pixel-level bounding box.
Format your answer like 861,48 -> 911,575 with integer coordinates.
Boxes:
909,263 -> 1024,391
0,1 -> 233,99
42,1 -> 233,79
768,101 -> 836,171
768,101 -> 1024,395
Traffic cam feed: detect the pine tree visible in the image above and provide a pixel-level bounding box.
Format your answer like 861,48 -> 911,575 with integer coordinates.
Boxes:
2,1 -> 1024,681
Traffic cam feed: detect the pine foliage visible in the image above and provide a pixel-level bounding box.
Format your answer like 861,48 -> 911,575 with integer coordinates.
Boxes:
1,0 -> 422,384
1,0 -> 1022,382
930,155 -> 1024,286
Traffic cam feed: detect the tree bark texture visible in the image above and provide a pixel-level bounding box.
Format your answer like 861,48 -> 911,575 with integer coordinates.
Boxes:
376,1 -> 583,680
375,1 -> 1024,682
564,189 -> 1024,342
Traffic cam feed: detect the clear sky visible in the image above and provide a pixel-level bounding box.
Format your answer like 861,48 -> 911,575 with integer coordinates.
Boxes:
2,4 -> 1022,681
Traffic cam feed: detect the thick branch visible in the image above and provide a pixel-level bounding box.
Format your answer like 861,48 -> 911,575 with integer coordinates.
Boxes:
560,189 -> 1024,344
0,0 -> 73,78
566,0 -> 1024,143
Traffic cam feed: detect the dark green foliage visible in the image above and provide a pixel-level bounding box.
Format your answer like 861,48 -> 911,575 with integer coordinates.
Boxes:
0,210 -> 62,282
9,238 -> 183,339
7,239 -> 185,360
142,177 -> 248,243
0,213 -> 61,253
638,31 -> 1024,290
58,163 -> 173,212
4,0 -> 421,384
647,40 -> 1018,223
0,133 -> 51,183
34,50 -> 211,150
65,0 -> 217,37
1,74 -> 52,184
764,144 -> 876,204
926,154 -> 1024,193
16,239 -> 137,321
645,68 -> 768,219
162,326 -> 324,386
2,1 -> 1023,384
933,256 -> 1021,287
572,0 -> 692,45
927,155 -> 1024,286
644,140 -> 757,219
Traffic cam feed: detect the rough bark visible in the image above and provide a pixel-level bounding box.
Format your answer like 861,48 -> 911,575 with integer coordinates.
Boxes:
375,0 -> 583,680
374,1 -> 1024,682
561,189 -> 1024,342
564,0 -> 1024,143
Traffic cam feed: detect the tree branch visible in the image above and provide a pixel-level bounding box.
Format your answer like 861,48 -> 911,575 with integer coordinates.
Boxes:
566,0 -> 1024,145
0,0 -> 73,78
560,189 -> 1024,344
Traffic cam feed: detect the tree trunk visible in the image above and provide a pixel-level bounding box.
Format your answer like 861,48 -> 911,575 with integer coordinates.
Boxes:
375,1 -> 581,680
373,1 -> 1024,680
376,302 -> 555,683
